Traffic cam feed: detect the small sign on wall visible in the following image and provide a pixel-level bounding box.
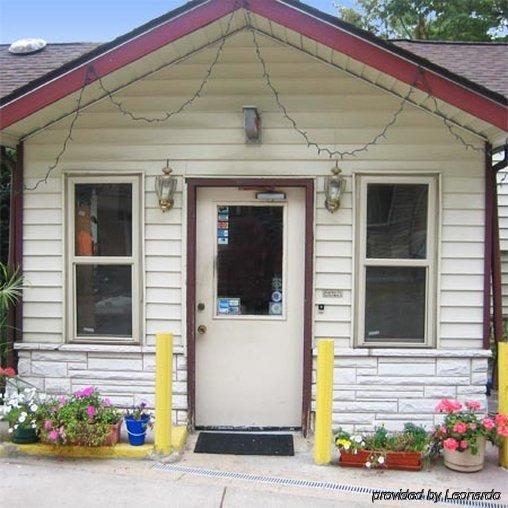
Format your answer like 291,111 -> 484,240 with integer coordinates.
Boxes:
322,289 -> 343,298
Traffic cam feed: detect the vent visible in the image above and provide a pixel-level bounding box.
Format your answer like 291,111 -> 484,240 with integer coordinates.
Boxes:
8,38 -> 47,55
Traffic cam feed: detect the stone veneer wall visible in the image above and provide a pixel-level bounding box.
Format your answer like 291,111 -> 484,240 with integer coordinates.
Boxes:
15,344 -> 188,426
16,344 -> 489,431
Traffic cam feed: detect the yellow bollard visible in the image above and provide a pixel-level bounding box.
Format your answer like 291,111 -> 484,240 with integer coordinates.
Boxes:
499,342 -> 508,467
154,332 -> 173,455
314,339 -> 334,465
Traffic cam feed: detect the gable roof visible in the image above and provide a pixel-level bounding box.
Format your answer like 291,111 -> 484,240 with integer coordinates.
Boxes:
0,43 -> 100,99
392,40 -> 508,99
0,0 -> 506,135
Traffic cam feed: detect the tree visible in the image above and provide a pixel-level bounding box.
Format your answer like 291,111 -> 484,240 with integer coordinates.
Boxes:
336,0 -> 508,41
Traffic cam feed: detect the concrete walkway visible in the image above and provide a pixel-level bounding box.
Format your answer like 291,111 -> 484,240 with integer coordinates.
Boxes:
0,433 -> 506,507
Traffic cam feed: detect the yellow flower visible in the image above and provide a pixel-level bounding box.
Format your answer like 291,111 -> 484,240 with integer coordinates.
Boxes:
336,438 -> 351,449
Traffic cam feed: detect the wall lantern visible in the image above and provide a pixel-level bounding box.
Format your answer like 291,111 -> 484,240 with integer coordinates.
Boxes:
324,164 -> 346,213
243,106 -> 261,143
155,160 -> 177,212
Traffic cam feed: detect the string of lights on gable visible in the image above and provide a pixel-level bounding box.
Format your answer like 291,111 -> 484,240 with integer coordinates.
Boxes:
24,3 -> 492,195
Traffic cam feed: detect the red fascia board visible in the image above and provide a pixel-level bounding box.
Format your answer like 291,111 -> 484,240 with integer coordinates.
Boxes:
1,0 -> 506,131
0,0 -> 237,130
251,0 -> 507,131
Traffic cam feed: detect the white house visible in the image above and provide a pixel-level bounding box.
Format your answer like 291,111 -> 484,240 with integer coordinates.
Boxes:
0,0 -> 506,434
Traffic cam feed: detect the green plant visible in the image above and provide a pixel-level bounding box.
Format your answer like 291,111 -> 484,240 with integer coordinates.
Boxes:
37,387 -> 121,447
125,401 -> 151,421
334,423 -> 432,468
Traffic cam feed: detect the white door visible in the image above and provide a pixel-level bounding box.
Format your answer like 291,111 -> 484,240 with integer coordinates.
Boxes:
195,187 -> 305,428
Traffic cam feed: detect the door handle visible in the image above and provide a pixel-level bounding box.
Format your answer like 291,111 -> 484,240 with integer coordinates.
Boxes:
197,324 -> 207,335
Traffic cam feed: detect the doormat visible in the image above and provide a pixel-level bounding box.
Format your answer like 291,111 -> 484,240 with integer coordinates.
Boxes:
194,432 -> 294,456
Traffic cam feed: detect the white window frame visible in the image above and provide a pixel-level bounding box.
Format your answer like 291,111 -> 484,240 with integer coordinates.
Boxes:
66,175 -> 141,344
355,174 -> 438,347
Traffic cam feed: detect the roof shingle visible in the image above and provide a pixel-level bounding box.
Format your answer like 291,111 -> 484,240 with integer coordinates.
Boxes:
0,42 -> 100,98
391,40 -> 508,98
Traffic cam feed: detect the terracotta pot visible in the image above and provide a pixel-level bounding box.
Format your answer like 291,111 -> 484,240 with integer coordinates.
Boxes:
338,449 -> 423,471
443,437 -> 486,473
102,421 -> 122,446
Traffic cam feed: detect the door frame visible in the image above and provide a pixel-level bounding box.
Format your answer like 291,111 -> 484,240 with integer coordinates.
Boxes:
186,178 -> 314,435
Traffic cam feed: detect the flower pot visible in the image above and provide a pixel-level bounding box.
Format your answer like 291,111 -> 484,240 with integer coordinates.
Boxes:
338,449 -> 423,471
124,415 -> 150,446
443,437 -> 486,473
102,421 -> 122,446
11,426 -> 38,444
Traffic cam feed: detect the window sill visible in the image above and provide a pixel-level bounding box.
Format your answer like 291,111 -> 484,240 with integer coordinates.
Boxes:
14,342 -> 185,355
311,346 -> 491,358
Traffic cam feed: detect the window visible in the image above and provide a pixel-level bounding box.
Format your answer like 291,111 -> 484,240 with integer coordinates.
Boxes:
216,205 -> 284,316
67,176 -> 141,343
356,175 -> 437,346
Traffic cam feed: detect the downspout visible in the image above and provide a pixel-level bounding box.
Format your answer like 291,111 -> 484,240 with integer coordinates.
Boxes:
484,143 -> 494,349
6,141 -> 23,369
488,143 -> 508,349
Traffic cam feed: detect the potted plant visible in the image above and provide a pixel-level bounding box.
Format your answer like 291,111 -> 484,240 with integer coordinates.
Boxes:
1,373 -> 45,444
335,423 -> 430,471
432,398 -> 508,472
37,387 -> 122,447
124,401 -> 152,446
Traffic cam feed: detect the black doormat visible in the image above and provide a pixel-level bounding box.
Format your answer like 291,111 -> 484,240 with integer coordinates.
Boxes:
194,432 -> 294,456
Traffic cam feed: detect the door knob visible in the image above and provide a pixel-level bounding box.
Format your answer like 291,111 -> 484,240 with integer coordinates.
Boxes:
197,324 -> 207,335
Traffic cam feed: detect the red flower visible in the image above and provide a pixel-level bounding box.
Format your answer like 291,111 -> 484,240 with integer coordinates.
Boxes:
453,422 -> 468,434
443,438 -> 459,451
459,440 -> 469,450
0,367 -> 16,377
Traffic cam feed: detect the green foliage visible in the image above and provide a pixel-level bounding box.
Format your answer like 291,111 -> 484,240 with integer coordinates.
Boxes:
0,148 -> 13,265
336,0 -> 508,41
0,263 -> 23,369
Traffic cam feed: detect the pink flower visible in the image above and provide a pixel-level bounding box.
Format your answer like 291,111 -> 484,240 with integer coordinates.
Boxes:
86,405 -> 96,418
459,440 -> 469,450
435,399 -> 463,413
439,425 -> 447,434
498,426 -> 508,437
453,422 -> 468,434
495,414 -> 508,427
43,420 -> 52,431
75,386 -> 94,398
48,430 -> 59,441
483,418 -> 495,430
58,395 -> 67,405
465,400 -> 481,411
443,438 -> 459,451
102,397 -> 112,406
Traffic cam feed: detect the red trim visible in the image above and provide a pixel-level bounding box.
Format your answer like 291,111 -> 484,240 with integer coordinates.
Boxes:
0,0 -> 506,130
6,142 -> 23,368
249,0 -> 506,130
185,178 -> 314,436
0,0 -> 238,130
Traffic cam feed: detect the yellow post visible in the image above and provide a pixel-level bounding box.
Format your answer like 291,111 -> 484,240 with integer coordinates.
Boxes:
499,342 -> 508,467
314,339 -> 334,465
154,332 -> 173,455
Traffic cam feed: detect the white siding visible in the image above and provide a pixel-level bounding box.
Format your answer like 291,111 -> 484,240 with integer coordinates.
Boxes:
22,30 -> 485,351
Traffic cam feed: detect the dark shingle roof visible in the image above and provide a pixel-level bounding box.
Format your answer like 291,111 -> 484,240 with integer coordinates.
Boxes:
0,37 -> 506,102
0,42 -> 100,98
391,40 -> 508,98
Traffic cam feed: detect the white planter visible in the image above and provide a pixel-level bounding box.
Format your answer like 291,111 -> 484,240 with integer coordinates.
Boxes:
443,436 -> 486,472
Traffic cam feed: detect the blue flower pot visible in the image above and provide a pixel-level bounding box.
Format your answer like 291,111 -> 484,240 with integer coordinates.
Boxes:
124,415 -> 150,446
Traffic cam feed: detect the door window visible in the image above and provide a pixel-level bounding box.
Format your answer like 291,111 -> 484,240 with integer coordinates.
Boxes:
216,205 -> 284,316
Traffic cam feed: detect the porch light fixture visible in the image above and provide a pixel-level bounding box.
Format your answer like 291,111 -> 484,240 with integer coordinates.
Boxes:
243,106 -> 261,143
324,163 -> 346,213
155,161 -> 177,212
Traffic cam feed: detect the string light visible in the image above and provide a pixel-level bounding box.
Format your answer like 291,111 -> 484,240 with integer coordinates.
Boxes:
22,4 -> 498,192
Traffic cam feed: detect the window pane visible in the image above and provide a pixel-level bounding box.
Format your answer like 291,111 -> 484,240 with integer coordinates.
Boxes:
75,183 -> 132,256
76,265 -> 132,337
367,184 -> 428,259
217,206 -> 283,316
365,266 -> 425,342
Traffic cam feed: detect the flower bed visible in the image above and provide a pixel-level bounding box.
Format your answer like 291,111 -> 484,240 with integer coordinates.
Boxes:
335,424 -> 430,471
